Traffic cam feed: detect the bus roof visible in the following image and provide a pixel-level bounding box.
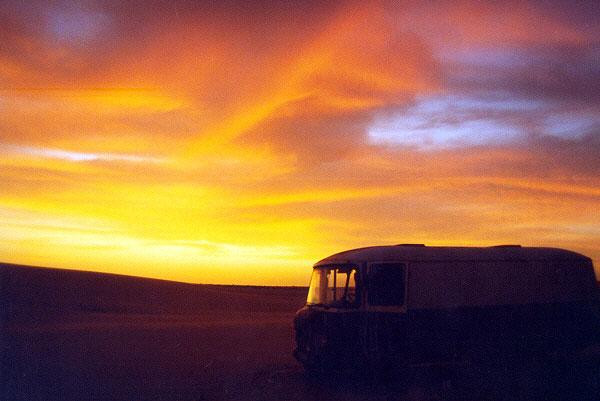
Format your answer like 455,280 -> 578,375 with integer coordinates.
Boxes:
314,245 -> 591,267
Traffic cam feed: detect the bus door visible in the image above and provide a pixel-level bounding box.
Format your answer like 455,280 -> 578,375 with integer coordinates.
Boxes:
365,262 -> 408,365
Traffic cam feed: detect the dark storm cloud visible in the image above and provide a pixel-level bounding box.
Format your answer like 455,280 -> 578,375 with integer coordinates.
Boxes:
446,44 -> 600,105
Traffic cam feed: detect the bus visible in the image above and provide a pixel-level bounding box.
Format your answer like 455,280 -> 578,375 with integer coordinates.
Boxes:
293,244 -> 600,375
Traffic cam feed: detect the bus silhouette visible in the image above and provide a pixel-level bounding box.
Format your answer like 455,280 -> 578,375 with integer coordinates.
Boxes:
294,244 -> 600,375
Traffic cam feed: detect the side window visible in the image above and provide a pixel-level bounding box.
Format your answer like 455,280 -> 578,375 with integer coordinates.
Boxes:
368,263 -> 406,306
327,267 -> 357,306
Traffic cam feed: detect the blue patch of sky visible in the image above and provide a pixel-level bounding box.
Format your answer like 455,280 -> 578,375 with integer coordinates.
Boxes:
46,7 -> 112,45
438,46 -> 536,69
544,114 -> 599,139
383,34 -> 599,151
367,95 -> 539,150
448,96 -> 543,112
368,115 -> 520,150
367,90 -> 597,150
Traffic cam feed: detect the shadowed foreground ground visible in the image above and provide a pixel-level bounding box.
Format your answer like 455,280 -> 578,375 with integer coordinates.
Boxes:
1,263 -> 598,400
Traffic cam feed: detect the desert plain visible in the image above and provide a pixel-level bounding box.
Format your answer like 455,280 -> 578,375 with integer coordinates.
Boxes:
1,263 -> 598,401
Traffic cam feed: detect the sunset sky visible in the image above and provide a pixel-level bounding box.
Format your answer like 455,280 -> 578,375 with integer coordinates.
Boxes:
1,1 -> 599,285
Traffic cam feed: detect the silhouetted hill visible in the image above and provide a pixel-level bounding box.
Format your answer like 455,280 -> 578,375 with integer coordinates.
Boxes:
0,263 -> 307,322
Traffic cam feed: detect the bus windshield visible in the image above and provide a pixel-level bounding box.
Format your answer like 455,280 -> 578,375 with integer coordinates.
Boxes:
306,266 -> 357,307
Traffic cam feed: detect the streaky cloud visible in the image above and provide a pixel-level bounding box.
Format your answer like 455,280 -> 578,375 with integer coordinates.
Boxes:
1,144 -> 165,164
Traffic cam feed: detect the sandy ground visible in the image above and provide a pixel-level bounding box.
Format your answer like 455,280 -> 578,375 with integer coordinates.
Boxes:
3,312 -> 476,401
1,264 -> 598,401
4,311 -> 299,400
